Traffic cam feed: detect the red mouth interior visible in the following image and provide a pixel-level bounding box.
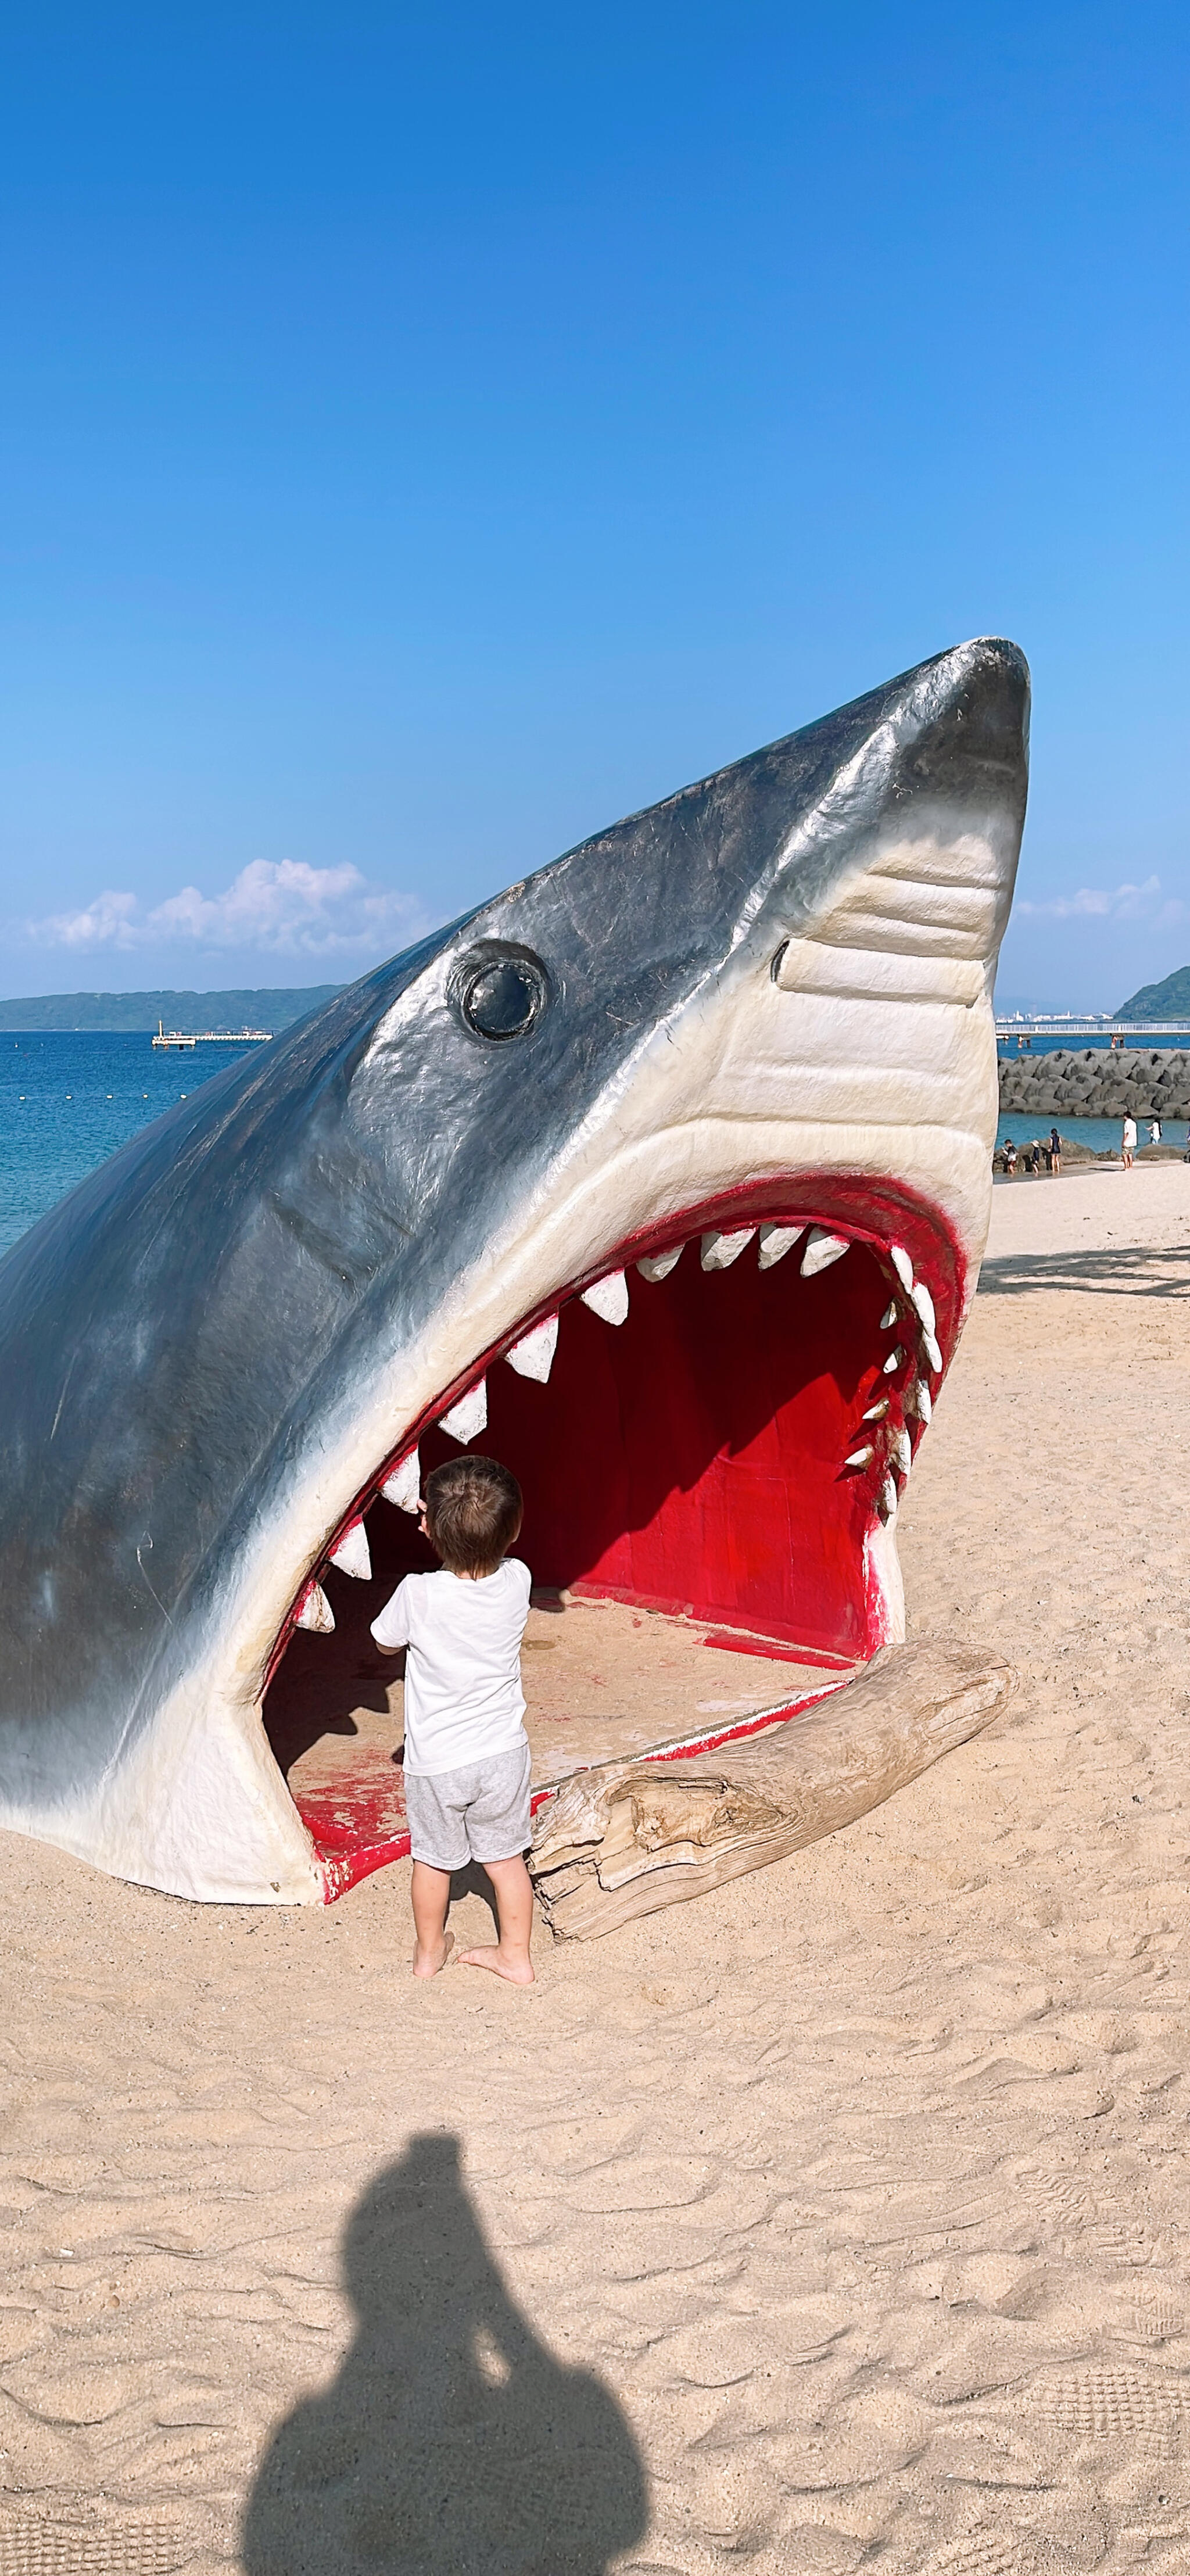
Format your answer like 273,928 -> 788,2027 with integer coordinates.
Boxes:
263,1184 -> 960,1896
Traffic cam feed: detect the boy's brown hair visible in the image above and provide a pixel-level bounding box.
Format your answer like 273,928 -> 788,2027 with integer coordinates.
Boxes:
422,1455 -> 523,1577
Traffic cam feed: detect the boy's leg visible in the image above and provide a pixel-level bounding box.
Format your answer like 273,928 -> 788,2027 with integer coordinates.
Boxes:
410,1861 -> 454,1977
458,1853 -> 535,1984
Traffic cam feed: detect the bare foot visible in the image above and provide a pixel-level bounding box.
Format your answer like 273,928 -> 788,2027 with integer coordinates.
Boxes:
458,1944 -> 535,1985
412,1930 -> 454,1979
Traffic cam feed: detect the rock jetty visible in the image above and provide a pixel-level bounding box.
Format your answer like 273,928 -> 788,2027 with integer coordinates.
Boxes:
998,1047 -> 1190,1119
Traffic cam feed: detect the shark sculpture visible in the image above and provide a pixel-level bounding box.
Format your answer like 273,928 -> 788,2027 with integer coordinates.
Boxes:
0,637 -> 1028,1903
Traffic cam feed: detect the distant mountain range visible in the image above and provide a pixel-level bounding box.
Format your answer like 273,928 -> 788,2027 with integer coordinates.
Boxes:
0,986 -> 345,1033
1114,966 -> 1190,1016
3,967 -> 1187,1035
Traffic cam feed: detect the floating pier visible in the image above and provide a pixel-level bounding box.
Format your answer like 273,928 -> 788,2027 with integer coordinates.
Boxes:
152,1019 -> 273,1051
995,1015 -> 1190,1040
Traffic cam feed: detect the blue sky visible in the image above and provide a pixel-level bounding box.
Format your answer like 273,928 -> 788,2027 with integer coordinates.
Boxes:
1,3 -> 1187,1008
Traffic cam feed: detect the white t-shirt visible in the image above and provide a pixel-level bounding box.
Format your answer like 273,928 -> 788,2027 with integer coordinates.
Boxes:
1123,1118 -> 1137,1149
370,1557 -> 532,1776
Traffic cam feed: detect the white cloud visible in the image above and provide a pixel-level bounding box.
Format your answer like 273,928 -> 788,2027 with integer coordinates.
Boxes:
28,860 -> 431,960
1016,873 -> 1185,925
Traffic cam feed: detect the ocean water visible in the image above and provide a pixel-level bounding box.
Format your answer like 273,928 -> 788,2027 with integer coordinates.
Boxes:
0,1033 -> 1181,1265
995,1112 -> 1185,1158
0,1031 -> 264,1259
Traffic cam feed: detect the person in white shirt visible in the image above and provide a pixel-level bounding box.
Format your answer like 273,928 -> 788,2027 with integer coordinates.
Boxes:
1121,1115 -> 1137,1169
371,1454 -> 535,1984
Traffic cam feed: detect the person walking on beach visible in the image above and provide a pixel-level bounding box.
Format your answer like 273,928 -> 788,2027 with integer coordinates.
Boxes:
1122,1114 -> 1137,1170
1049,1125 -> 1062,1175
1150,1118 -> 1162,1145
371,1455 -> 536,1985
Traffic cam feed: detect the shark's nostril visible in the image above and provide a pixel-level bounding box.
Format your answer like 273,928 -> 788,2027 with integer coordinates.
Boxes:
769,941 -> 790,982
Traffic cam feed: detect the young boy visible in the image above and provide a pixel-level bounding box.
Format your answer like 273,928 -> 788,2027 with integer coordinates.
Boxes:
370,1454 -> 535,1983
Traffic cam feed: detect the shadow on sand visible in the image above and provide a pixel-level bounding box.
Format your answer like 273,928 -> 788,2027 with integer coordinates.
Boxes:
978,1244 -> 1190,1299
242,2135 -> 648,2576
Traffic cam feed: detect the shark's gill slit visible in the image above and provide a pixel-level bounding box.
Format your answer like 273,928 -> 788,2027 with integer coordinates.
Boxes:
261,1184 -> 959,1895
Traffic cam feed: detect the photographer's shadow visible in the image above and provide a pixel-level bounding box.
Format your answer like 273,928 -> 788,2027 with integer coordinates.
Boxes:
243,2134 -> 648,2575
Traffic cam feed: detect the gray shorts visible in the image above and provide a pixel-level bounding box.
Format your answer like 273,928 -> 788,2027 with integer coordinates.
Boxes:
403,1740 -> 533,1872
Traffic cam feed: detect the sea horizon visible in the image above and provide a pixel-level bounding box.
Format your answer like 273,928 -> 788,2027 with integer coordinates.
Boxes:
0,1027 -> 1180,1265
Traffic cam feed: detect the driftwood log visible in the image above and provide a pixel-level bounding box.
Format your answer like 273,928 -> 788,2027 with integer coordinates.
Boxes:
529,1640 -> 1015,1940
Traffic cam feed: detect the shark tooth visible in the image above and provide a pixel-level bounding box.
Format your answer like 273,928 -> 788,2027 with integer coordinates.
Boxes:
581,1272 -> 629,1325
879,1476 -> 898,1522
882,1344 -> 905,1375
844,1445 -> 874,1469
382,1449 -> 421,1512
296,1581 -> 335,1635
891,1427 -> 912,1478
801,1228 -> 850,1277
912,1280 -> 937,1336
922,1330 -> 943,1374
908,1380 -> 933,1424
862,1397 -> 890,1421
329,1521 -> 371,1581
506,1316 -> 558,1382
890,1244 -> 914,1294
700,1227 -> 754,1271
758,1222 -> 804,1269
636,1244 -> 683,1282
440,1380 -> 488,1442
879,1301 -> 898,1330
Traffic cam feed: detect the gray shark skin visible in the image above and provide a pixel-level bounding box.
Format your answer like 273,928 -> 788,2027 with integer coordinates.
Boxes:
0,637 -> 1028,1900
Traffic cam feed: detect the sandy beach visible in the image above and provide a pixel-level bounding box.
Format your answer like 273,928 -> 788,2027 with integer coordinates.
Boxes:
2,1160 -> 1189,2575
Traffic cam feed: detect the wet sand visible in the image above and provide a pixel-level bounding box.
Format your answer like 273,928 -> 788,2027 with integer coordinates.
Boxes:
2,1162 -> 1189,2572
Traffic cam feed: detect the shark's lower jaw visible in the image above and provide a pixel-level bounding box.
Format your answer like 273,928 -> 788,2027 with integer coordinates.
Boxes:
270,1175 -> 962,1695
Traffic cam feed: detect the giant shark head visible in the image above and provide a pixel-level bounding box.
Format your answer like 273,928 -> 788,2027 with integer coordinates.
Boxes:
0,637 -> 1027,1901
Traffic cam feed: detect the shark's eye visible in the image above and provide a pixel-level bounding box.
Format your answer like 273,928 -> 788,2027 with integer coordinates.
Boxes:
456,947 -> 548,1042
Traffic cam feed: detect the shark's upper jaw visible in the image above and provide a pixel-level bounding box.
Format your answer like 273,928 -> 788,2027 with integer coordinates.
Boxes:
271,1168 -> 959,1683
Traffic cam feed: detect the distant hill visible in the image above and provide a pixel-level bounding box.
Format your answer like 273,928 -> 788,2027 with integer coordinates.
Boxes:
0,986 -> 345,1033
1115,966 -> 1190,1017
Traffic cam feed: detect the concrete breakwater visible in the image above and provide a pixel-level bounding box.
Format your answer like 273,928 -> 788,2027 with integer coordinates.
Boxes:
998,1047 -> 1190,1120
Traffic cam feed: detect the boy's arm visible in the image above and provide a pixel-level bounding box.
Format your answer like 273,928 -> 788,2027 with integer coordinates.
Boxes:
371,1577 -> 413,1655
